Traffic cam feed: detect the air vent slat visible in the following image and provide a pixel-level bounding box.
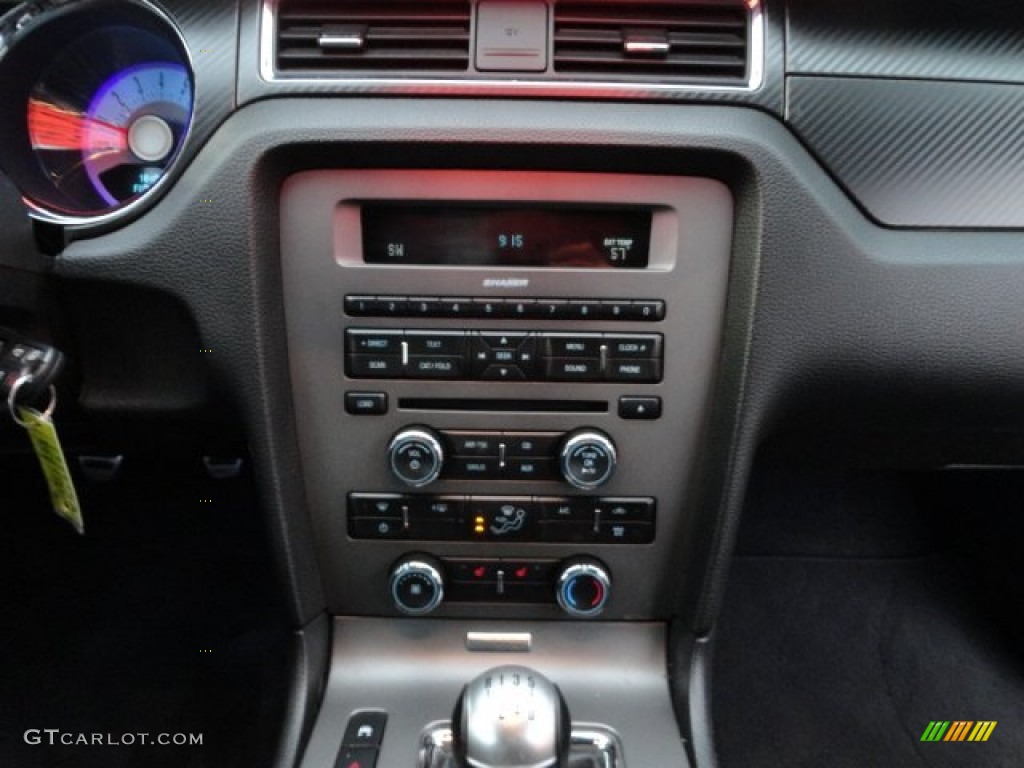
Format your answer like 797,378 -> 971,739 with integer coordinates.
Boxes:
556,13 -> 745,29
553,0 -> 750,84
556,53 -> 745,69
276,0 -> 471,75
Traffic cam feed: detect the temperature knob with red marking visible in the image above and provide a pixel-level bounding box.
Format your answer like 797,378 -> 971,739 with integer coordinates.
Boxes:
555,558 -> 612,618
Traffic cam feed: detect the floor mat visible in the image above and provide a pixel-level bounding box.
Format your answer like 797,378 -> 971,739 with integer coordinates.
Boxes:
713,553 -> 1024,768
0,454 -> 292,768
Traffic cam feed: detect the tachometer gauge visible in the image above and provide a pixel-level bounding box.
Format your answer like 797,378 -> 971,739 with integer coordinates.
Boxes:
29,62 -> 193,207
0,2 -> 194,225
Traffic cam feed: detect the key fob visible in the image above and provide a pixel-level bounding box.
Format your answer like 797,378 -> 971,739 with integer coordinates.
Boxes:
0,329 -> 64,407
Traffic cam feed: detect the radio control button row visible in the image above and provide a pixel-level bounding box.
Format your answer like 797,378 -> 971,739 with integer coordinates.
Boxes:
440,430 -> 564,481
344,295 -> 665,321
345,328 -> 661,382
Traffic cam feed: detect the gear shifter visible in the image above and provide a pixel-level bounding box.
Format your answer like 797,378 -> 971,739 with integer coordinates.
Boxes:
452,665 -> 571,768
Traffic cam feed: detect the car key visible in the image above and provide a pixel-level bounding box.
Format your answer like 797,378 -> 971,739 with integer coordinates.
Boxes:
2,328 -> 82,533
0,328 -> 64,408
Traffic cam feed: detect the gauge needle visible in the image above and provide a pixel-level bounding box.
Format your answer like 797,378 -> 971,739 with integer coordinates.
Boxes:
28,99 -> 128,153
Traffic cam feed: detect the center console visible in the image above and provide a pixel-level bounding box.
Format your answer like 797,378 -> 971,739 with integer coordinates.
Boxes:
280,170 -> 732,767
281,170 -> 733,621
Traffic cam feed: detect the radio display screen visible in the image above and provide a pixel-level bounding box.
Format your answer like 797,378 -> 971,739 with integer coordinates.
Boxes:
361,204 -> 652,269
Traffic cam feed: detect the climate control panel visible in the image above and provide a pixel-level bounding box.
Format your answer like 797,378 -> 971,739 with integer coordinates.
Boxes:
349,493 -> 655,544
388,554 -> 613,617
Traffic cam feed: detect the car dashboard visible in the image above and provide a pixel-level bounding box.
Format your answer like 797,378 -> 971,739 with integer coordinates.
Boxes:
1,1 -> 1024,767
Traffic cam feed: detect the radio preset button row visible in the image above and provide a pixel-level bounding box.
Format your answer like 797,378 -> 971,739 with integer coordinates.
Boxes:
345,329 -> 663,383
348,493 -> 655,544
345,295 -> 665,322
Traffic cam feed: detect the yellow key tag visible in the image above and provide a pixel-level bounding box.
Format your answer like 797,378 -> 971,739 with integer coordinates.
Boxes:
18,406 -> 84,534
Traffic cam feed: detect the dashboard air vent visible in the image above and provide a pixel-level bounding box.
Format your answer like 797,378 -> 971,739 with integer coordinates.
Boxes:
553,0 -> 749,83
276,0 -> 471,74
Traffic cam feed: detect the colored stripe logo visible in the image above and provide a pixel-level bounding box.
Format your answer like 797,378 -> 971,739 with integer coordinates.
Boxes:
921,721 -> 997,742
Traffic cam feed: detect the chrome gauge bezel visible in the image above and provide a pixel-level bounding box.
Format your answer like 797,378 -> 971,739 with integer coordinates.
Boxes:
0,0 -> 195,230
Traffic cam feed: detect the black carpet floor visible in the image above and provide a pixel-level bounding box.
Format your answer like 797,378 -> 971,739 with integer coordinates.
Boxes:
713,466 -> 1024,768
0,453 -> 292,768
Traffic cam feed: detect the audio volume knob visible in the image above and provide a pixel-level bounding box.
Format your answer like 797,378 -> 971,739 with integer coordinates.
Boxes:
389,554 -> 445,615
559,429 -> 617,490
555,558 -> 611,618
387,426 -> 445,487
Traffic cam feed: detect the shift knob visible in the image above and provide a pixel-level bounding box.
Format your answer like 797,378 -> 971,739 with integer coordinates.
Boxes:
453,665 -> 570,768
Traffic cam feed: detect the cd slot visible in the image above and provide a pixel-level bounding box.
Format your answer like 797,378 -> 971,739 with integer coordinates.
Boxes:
398,398 -> 607,413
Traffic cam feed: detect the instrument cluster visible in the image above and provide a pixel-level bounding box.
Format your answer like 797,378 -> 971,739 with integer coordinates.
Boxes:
0,1 -> 194,225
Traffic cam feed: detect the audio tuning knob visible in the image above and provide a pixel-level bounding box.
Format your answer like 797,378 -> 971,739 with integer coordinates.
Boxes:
387,426 -> 445,487
389,554 -> 445,615
559,429 -> 617,490
556,558 -> 612,618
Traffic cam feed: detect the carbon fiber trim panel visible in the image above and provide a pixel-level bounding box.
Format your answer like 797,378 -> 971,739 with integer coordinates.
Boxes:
788,76 -> 1024,228
131,0 -> 238,218
787,0 -> 1024,83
